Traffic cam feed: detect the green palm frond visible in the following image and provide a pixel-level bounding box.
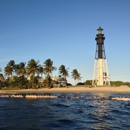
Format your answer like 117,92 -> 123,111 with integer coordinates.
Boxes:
59,65 -> 69,78
43,58 -> 57,76
4,66 -> 13,77
26,59 -> 40,76
71,69 -> 82,84
7,60 -> 15,67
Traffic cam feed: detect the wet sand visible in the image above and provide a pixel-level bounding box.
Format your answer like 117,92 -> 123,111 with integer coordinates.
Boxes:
0,86 -> 130,94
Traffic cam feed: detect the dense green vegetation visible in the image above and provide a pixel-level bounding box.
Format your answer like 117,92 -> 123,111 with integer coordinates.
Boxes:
0,59 -> 82,89
0,59 -> 129,89
84,80 -> 130,87
110,81 -> 130,87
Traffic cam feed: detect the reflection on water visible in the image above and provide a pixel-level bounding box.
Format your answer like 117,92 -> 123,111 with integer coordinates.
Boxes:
0,93 -> 130,130
91,100 -> 111,129
93,92 -> 110,97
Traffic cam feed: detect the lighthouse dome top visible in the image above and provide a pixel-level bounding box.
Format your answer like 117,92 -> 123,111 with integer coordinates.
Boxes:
97,26 -> 103,34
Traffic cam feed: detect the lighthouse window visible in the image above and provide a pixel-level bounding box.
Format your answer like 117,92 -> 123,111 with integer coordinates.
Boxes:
97,30 -> 102,34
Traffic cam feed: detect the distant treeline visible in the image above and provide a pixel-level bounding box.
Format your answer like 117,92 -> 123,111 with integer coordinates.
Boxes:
0,59 -> 82,89
77,80 -> 130,87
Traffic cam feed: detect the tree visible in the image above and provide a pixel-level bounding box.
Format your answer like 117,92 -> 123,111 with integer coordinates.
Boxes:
59,65 -> 69,80
9,75 -> 28,89
71,69 -> 82,85
7,60 -> 15,67
43,74 -> 52,88
0,73 -> 4,88
4,66 -> 13,78
85,80 -> 92,85
38,66 -> 44,76
0,73 -> 4,79
15,62 -> 26,77
43,59 -> 56,76
26,59 -> 40,85
4,60 -> 15,78
0,68 -> 3,80
77,82 -> 84,85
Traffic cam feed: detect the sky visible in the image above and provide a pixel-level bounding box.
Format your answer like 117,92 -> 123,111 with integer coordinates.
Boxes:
0,0 -> 130,85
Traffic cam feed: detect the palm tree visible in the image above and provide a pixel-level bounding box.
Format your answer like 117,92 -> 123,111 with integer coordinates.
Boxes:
26,59 -> 40,85
43,59 -> 56,76
15,62 -> 26,77
15,62 -> 26,88
71,69 -> 82,85
4,66 -> 13,78
5,60 -> 15,77
43,74 -> 52,88
0,73 -> 4,88
43,59 -> 56,88
7,60 -> 15,67
0,73 -> 4,79
19,62 -> 26,76
59,65 -> 69,84
38,66 -> 44,77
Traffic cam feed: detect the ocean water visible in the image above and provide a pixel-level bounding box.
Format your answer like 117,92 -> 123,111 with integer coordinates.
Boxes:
0,93 -> 130,130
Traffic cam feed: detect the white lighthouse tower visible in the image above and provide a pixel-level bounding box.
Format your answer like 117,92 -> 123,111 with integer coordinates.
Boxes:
92,27 -> 111,86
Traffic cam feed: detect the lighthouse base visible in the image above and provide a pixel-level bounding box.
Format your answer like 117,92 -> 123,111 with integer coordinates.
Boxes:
92,58 -> 111,87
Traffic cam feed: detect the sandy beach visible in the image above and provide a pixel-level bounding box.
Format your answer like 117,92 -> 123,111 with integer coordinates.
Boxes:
0,86 -> 130,94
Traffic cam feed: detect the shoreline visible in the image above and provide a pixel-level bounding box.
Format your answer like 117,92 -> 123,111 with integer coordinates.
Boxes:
1,86 -> 130,94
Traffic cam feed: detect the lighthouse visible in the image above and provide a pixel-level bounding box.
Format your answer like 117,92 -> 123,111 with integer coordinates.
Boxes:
92,27 -> 110,86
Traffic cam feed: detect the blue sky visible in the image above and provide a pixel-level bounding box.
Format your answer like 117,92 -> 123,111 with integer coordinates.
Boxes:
0,0 -> 130,84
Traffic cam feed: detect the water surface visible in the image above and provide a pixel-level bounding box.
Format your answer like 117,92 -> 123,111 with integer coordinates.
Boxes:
0,93 -> 130,130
